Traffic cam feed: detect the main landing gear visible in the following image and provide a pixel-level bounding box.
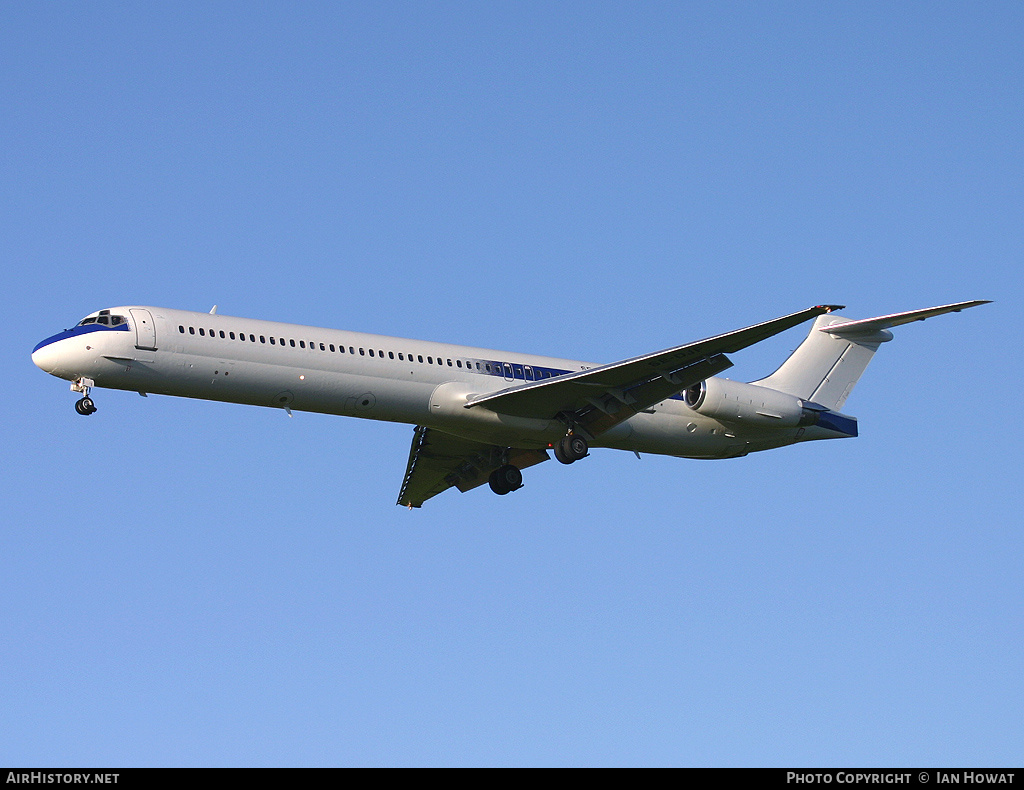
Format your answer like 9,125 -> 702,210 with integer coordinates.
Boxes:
488,464 -> 523,496
487,434 -> 588,497
553,434 -> 588,465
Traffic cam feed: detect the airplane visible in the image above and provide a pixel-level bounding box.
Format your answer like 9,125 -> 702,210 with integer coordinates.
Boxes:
32,300 -> 989,507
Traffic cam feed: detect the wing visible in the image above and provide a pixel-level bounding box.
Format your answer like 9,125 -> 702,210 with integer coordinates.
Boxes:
465,304 -> 842,436
397,426 -> 549,508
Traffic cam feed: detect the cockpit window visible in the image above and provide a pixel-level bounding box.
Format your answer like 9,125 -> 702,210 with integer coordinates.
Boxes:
78,314 -> 126,327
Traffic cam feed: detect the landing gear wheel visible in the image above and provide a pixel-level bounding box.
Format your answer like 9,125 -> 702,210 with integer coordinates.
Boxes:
488,464 -> 523,496
556,434 -> 588,464
75,397 -> 97,415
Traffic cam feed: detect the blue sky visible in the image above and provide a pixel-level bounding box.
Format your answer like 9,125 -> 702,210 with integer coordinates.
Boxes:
4,1 -> 1021,766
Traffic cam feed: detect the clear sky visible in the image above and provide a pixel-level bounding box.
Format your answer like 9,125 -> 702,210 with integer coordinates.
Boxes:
3,1 -> 1021,767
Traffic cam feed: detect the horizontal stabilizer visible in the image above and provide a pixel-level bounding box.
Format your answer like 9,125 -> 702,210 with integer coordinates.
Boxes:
820,300 -> 990,337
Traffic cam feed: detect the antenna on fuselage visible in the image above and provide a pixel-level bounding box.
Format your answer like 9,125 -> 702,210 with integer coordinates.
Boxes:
209,305 -> 218,314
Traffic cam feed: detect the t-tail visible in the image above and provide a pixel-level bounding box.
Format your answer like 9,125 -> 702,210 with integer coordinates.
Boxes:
752,300 -> 991,411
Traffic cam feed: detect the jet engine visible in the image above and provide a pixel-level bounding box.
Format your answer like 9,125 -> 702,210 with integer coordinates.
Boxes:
683,378 -> 821,428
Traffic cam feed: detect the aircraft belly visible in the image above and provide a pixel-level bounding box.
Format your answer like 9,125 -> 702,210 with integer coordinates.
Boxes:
300,374 -> 430,423
598,410 -> 799,459
85,344 -> 437,421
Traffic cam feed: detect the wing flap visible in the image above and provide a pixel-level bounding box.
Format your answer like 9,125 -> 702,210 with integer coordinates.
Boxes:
397,426 -> 548,508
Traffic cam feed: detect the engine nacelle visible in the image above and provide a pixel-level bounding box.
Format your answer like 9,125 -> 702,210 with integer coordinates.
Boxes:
683,378 -> 819,428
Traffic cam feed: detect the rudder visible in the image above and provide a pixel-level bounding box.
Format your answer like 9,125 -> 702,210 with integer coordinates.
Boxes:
752,314 -> 888,410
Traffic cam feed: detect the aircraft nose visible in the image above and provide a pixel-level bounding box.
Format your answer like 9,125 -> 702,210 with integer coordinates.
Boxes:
32,341 -> 60,373
32,331 -> 72,375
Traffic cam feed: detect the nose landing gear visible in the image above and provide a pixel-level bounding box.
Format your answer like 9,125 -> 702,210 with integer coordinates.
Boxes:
71,377 -> 97,415
75,397 -> 97,415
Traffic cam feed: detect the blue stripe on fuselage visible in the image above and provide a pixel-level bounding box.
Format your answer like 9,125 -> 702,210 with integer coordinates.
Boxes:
470,356 -> 690,400
32,323 -> 130,354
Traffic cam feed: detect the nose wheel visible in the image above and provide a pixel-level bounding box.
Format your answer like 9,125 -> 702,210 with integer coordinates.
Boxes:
75,396 -> 97,415
70,377 -> 97,415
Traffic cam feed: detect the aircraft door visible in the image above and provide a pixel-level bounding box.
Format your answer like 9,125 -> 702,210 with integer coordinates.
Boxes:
129,308 -> 157,351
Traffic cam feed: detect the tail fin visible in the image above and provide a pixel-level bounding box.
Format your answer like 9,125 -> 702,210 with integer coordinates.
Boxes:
752,300 -> 990,411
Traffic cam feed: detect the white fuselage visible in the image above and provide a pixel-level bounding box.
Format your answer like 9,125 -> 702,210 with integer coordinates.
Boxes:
32,306 -> 832,460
